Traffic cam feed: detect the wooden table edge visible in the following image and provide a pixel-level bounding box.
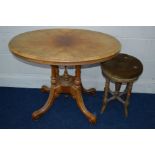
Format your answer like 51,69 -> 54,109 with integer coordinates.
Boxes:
10,50 -> 121,66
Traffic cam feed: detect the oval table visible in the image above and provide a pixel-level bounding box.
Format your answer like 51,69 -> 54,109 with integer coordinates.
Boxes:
9,29 -> 121,123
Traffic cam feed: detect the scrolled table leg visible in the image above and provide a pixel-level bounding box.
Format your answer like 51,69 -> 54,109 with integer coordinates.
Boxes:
73,66 -> 96,123
40,85 -> 50,93
74,88 -> 96,123
32,65 -> 58,120
33,65 -> 97,123
32,87 -> 56,120
81,84 -> 96,95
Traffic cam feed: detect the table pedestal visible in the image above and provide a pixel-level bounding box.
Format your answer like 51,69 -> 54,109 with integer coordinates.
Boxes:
32,65 -> 97,123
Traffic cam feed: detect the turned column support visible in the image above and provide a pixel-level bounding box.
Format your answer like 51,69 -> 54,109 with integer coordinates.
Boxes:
51,65 -> 58,85
35,65 -> 96,123
74,65 -> 81,88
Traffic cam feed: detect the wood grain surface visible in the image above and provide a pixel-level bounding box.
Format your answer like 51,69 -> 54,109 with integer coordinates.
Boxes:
9,29 -> 121,65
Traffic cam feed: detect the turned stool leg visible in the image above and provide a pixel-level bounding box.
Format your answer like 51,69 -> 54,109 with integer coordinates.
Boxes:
114,82 -> 122,98
124,82 -> 133,117
101,78 -> 110,113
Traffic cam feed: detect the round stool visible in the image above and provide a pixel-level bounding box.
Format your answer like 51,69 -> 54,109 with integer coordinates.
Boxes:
100,53 -> 143,117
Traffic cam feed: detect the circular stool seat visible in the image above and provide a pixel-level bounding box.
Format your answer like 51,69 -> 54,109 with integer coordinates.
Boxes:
100,53 -> 143,117
101,53 -> 143,82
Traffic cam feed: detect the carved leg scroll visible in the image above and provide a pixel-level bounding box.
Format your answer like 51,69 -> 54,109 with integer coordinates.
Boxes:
32,65 -> 58,120
81,84 -> 96,95
33,65 -> 97,123
41,85 -> 50,93
73,66 -> 96,123
74,89 -> 96,123
32,87 -> 56,120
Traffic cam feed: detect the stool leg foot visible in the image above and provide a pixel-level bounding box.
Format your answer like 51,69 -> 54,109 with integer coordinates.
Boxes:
124,106 -> 128,117
101,78 -> 110,113
101,105 -> 106,113
124,82 -> 133,117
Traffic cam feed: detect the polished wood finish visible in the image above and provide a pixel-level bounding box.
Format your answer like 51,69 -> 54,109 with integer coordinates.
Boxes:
101,78 -> 110,112
9,29 -> 121,123
101,53 -> 143,117
41,83 -> 96,95
9,29 -> 121,66
101,53 -> 143,82
33,65 -> 96,123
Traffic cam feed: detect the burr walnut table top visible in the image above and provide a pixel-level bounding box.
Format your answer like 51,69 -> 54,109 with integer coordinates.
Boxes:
9,29 -> 121,66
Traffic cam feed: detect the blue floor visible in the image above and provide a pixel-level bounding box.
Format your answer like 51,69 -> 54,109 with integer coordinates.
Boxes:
0,87 -> 155,129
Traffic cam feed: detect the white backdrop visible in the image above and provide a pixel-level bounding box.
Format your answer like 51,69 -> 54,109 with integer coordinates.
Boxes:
0,26 -> 155,93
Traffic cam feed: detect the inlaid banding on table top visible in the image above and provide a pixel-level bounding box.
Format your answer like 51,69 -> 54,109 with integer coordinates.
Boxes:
9,29 -> 121,65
